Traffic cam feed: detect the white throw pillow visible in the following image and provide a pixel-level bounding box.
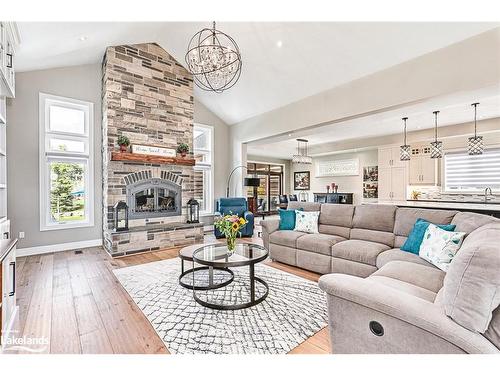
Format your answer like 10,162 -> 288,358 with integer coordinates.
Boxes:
294,210 -> 320,234
419,223 -> 466,272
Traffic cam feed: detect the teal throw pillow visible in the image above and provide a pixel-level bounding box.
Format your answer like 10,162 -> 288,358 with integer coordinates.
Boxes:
278,208 -> 303,230
401,218 -> 456,255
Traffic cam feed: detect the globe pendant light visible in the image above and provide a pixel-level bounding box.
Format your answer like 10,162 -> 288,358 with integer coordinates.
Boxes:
292,139 -> 313,164
399,117 -> 411,161
185,21 -> 242,93
468,102 -> 483,155
430,110 -> 443,159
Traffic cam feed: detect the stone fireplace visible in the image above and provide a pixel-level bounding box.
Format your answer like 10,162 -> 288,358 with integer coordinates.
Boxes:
101,42 -> 203,256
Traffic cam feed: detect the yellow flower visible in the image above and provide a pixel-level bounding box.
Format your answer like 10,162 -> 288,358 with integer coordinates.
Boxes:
231,222 -> 239,231
239,218 -> 246,225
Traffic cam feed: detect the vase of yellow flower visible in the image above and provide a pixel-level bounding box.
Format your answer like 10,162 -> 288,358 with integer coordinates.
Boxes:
214,214 -> 248,253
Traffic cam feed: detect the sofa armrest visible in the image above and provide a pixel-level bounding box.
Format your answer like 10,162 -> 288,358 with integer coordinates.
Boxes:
260,219 -> 280,250
261,219 -> 280,235
318,274 -> 498,354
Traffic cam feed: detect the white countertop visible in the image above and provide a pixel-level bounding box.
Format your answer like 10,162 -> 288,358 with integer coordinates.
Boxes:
368,200 -> 500,212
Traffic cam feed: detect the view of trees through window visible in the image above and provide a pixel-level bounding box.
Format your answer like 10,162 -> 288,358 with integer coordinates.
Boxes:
49,162 -> 85,223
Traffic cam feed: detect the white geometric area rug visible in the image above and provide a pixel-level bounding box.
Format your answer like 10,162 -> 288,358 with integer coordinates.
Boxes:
113,258 -> 328,354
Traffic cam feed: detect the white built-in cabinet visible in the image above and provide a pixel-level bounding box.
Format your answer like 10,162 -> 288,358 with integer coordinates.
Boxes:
0,21 -> 17,352
408,145 -> 439,185
378,146 -> 407,201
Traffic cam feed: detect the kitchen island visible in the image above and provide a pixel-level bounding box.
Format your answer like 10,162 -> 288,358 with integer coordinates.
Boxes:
368,200 -> 500,218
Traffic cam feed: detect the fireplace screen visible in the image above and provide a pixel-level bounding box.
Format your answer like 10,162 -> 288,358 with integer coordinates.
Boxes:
126,178 -> 181,219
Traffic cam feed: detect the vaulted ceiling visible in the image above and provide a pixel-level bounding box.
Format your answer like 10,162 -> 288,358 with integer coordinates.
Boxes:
16,22 -> 499,125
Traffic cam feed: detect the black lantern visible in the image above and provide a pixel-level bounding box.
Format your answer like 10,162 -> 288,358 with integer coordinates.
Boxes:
114,201 -> 128,232
187,198 -> 200,224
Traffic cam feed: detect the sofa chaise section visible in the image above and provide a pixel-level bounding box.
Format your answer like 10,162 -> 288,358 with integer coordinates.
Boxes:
318,221 -> 500,354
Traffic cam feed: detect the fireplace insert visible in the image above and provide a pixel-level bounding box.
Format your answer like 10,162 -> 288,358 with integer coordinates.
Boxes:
126,178 -> 181,219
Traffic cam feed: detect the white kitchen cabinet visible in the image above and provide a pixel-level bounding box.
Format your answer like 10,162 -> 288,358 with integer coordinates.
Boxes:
1,222 -> 16,353
409,145 -> 439,185
378,146 -> 406,168
0,22 -> 18,98
378,146 -> 408,201
378,166 -> 406,201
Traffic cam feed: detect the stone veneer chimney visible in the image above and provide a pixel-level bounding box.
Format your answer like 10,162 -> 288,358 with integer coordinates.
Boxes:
101,42 -> 203,256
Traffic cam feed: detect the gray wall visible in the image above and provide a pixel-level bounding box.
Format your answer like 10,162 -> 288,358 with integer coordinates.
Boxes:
7,64 -> 103,248
7,65 -> 231,247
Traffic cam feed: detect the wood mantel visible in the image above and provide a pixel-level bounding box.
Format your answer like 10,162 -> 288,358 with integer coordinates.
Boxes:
111,152 -> 196,166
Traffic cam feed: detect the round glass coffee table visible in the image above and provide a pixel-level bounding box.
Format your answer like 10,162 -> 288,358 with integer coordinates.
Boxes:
192,243 -> 269,310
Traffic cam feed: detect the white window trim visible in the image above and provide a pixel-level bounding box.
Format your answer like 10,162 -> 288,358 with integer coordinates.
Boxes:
194,123 -> 214,216
39,93 -> 94,231
442,146 -> 500,194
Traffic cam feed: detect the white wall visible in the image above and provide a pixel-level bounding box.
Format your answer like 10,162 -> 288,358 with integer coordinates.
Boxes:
290,149 -> 378,205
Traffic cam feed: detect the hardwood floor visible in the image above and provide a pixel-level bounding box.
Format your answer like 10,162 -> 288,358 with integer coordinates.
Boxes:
13,235 -> 330,354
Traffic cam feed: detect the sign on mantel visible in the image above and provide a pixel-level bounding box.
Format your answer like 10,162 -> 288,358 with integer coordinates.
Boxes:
316,158 -> 359,177
131,144 -> 176,158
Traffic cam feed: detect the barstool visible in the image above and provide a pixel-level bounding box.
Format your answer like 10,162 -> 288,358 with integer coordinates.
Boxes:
178,244 -> 234,290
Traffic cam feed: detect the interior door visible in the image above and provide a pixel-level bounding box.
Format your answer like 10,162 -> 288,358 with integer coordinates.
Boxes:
391,167 -> 407,201
378,167 -> 392,201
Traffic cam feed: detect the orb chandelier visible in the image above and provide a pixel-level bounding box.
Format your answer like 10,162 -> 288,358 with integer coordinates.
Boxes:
185,22 -> 242,93
292,139 -> 313,164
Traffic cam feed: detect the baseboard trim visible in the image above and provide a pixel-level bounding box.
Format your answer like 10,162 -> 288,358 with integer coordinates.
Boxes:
17,238 -> 103,257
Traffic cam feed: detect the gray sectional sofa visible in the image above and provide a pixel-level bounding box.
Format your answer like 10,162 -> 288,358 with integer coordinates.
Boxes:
260,201 -> 500,353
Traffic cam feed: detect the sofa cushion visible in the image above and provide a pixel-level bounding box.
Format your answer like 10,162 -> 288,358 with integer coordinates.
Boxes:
372,260 -> 445,294
278,208 -> 302,230
287,201 -> 321,212
376,248 -> 436,269
294,210 -> 320,234
296,233 -> 346,256
319,224 -> 351,239
418,224 -> 466,272
443,223 -> 500,333
332,240 -> 390,266
451,211 -> 500,234
318,203 -> 354,238
368,275 -> 437,302
352,205 -> 397,232
269,230 -> 306,248
401,218 -> 456,255
319,204 -> 354,227
350,228 -> 395,247
393,207 -> 457,237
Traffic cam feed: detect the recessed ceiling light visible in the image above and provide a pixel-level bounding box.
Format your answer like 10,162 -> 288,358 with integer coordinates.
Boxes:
79,36 -> 88,42
276,40 -> 283,48
288,133 -> 292,137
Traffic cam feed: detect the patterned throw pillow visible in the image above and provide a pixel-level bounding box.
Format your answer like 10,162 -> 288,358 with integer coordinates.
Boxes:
294,210 -> 320,234
419,223 -> 466,272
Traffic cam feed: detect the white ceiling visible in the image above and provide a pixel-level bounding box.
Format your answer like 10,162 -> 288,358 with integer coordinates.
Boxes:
15,22 -> 499,125
246,87 -> 500,159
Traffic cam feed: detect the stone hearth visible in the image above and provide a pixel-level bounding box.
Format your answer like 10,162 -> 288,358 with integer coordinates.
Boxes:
102,42 -> 203,257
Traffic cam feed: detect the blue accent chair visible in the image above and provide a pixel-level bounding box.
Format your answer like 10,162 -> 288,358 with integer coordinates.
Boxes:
214,197 -> 254,238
